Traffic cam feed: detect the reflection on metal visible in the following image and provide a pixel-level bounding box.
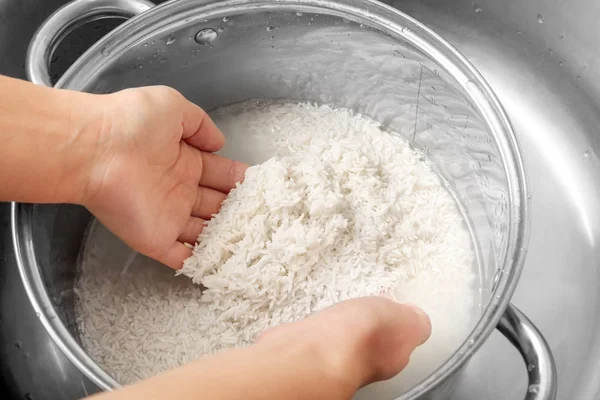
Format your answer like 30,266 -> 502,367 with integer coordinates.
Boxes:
17,1 -> 536,399
497,304 -> 557,400
26,0 -> 154,87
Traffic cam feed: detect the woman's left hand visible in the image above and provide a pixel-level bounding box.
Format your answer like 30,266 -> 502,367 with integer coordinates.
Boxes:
81,86 -> 247,269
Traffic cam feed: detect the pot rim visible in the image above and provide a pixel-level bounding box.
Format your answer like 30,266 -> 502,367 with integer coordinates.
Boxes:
13,0 -> 530,398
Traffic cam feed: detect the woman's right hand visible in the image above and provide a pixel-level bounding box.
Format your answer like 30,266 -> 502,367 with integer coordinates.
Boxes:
258,296 -> 432,394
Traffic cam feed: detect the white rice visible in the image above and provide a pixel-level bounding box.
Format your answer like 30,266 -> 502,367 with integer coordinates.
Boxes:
75,102 -> 476,396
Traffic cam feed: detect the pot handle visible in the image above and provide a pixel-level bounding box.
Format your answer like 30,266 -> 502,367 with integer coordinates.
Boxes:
26,0 -> 155,87
497,303 -> 557,400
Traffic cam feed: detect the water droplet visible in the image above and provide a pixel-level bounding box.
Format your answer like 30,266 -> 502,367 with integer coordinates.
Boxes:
528,384 -> 540,394
222,16 -> 229,22
24,393 -> 33,400
160,58 -> 167,63
359,23 -> 365,28
266,26 -> 277,31
194,28 -> 218,45
527,194 -> 532,200
166,36 -> 176,45
100,47 -> 110,56
559,59 -> 566,66
537,14 -> 544,24
474,5 -> 483,12
583,148 -> 594,159
143,42 -> 148,47
516,29 -> 522,35
296,12 -> 303,16
527,364 -> 536,371
548,48 -> 554,55
467,339 -> 475,346
217,27 -> 225,32
14,341 -> 22,349
576,75 -> 581,80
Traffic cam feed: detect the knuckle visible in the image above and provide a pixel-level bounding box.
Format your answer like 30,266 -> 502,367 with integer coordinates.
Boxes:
194,187 -> 204,210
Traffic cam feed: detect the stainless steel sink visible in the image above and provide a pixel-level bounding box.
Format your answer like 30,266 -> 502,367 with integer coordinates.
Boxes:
1,0 -> 599,398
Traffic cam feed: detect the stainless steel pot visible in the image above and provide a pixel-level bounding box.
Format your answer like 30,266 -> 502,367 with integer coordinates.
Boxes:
12,0 -> 557,399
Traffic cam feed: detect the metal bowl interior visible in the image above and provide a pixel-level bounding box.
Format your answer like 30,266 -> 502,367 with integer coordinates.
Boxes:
12,0 -> 528,398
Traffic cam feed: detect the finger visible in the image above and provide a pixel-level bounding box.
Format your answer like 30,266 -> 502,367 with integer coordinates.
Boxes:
159,242 -> 193,270
177,217 -> 207,244
192,186 -> 227,219
200,152 -> 248,193
401,303 -> 432,346
180,100 -> 225,152
365,301 -> 431,383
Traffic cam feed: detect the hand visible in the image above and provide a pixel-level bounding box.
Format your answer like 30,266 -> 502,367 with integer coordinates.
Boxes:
258,297 -> 432,395
81,86 -> 247,269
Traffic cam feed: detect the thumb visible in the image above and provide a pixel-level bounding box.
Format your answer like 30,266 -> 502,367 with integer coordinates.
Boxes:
333,297 -> 432,386
179,97 -> 225,152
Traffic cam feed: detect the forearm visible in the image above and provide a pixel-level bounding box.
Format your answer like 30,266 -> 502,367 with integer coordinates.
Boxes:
91,340 -> 357,400
0,75 -> 101,204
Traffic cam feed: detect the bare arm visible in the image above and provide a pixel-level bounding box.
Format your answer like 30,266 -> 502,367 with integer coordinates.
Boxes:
0,75 -> 246,269
0,75 -> 101,204
90,298 -> 431,400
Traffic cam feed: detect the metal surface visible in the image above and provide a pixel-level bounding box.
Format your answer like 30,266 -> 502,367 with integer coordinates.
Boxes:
0,0 -> 598,399
17,0 -> 550,399
26,0 -> 154,87
497,304 -> 558,400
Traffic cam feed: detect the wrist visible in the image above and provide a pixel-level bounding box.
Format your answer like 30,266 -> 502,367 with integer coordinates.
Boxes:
256,322 -> 363,399
51,88 -> 108,205
0,76 -> 108,205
